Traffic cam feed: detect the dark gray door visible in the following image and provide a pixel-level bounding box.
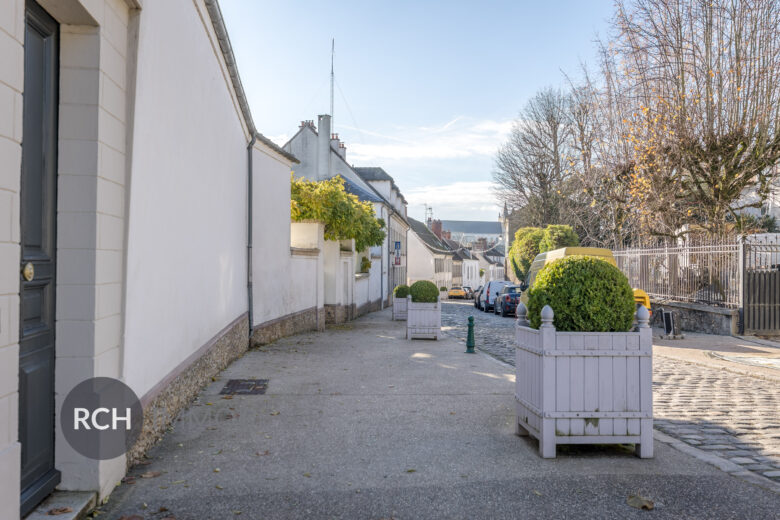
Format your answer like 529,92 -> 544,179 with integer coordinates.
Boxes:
19,1 -> 60,515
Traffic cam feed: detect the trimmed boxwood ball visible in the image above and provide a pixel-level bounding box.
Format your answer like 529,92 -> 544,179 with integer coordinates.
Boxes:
527,256 -> 635,332
410,281 -> 440,303
440,286 -> 448,291
393,284 -> 410,298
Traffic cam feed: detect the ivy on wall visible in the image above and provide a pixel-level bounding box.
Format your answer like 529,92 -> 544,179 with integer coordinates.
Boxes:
291,175 -> 386,251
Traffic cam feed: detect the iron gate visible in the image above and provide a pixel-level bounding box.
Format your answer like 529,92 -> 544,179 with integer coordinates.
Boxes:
743,238 -> 780,335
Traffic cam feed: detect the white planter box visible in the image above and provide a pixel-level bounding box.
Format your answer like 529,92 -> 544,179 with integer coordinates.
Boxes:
392,296 -> 408,321
406,296 -> 441,340
515,305 -> 653,458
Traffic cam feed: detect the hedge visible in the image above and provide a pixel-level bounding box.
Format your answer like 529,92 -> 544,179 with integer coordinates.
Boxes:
527,256 -> 634,332
410,281 -> 440,303
393,284 -> 410,298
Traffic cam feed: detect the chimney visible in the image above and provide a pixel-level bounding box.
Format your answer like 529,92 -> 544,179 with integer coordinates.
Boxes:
330,133 -> 347,160
442,230 -> 451,240
431,219 -> 443,240
317,114 -> 331,180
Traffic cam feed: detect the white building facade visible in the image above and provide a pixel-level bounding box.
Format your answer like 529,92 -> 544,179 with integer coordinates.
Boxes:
0,0 -> 362,517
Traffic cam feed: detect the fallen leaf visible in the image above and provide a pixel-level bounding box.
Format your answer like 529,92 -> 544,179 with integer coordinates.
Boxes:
405,469 -> 416,473
121,476 -> 136,485
255,450 -> 270,457
47,507 -> 74,515
533,490 -> 542,496
205,403 -> 213,406
117,516 -> 143,520
159,507 -> 169,512
214,468 -> 221,473
303,472 -> 311,477
222,395 -> 233,400
627,495 -> 654,510
270,411 -> 280,416
216,485 -> 224,490
140,471 -> 162,479
170,480 -> 186,485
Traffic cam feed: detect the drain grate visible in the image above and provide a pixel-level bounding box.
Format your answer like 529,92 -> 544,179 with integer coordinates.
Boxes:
220,379 -> 269,395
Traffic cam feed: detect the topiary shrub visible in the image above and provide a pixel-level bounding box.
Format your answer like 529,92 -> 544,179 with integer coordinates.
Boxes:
527,256 -> 634,332
393,284 -> 410,298
410,281 -> 440,303
440,286 -> 448,291
539,224 -> 579,253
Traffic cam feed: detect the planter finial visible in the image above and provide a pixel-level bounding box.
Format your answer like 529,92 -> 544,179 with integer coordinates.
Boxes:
540,305 -> 554,327
636,305 -> 650,328
516,302 -> 529,326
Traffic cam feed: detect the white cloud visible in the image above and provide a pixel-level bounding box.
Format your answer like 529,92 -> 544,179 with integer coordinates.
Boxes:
404,181 -> 502,221
341,116 -> 512,162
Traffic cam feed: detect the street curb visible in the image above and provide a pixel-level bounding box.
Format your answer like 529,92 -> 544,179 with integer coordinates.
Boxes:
732,335 -> 780,350
653,430 -> 780,495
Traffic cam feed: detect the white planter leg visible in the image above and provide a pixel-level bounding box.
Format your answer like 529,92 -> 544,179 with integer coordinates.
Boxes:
636,418 -> 653,458
539,418 -> 556,458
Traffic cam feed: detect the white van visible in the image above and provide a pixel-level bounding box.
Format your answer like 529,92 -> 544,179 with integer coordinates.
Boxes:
481,280 -> 511,312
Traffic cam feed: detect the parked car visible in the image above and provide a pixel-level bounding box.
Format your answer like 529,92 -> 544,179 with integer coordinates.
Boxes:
473,286 -> 484,308
495,285 -> 522,317
482,280 -> 512,312
462,286 -> 474,299
448,286 -> 467,299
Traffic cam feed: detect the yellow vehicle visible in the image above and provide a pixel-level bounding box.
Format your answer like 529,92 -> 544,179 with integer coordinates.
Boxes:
448,286 -> 467,299
519,247 -> 651,315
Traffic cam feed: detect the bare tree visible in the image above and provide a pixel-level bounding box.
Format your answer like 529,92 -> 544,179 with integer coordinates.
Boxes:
614,0 -> 780,236
494,88 -> 572,226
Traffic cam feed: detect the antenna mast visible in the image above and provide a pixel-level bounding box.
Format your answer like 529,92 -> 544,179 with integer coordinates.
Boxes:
330,39 -> 335,132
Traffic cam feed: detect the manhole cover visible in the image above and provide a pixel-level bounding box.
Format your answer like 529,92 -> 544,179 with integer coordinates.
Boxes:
220,379 -> 269,395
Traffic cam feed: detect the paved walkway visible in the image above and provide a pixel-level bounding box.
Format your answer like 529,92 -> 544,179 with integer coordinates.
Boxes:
441,300 -> 780,489
96,309 -> 779,519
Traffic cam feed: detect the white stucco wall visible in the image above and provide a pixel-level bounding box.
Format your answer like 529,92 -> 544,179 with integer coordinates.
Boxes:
407,232 -> 435,284
0,0 -> 24,516
252,139 -> 322,325
123,0 -> 249,398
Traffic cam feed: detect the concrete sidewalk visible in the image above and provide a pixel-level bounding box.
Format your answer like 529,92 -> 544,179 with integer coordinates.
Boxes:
97,309 -> 779,519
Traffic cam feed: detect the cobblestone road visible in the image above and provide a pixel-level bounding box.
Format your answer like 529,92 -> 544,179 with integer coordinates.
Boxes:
441,300 -> 780,487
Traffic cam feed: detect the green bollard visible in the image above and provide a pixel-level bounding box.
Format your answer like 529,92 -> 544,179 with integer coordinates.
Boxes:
466,316 -> 476,354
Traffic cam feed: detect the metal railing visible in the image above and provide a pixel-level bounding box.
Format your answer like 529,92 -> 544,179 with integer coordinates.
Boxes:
614,240 -> 743,308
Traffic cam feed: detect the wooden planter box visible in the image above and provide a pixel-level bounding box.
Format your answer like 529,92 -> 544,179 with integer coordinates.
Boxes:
515,304 -> 653,458
406,296 -> 441,340
392,296 -> 408,321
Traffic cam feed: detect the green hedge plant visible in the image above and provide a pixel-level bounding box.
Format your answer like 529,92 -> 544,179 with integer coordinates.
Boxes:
410,281 -> 440,303
393,284 -> 410,298
440,286 -> 448,291
527,256 -> 634,332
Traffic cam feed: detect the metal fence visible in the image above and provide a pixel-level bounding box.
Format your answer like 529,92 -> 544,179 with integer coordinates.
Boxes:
614,240 -> 743,308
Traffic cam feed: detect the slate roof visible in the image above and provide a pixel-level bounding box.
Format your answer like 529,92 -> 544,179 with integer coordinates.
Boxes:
354,167 -> 408,205
440,220 -> 502,235
353,167 -> 392,181
484,244 -> 505,257
343,178 -> 384,203
409,217 -> 453,255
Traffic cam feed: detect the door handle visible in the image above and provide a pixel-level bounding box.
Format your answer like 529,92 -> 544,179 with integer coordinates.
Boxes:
21,262 -> 34,282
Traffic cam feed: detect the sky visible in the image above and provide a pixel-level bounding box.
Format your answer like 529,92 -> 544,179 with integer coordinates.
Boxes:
220,1 -> 615,222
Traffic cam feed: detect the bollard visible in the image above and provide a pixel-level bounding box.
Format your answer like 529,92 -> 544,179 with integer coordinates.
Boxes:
466,316 -> 475,354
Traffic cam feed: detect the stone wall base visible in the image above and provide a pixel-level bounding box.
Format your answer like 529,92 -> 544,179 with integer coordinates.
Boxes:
650,300 -> 739,336
251,307 -> 325,347
355,298 -> 382,318
325,304 -> 354,324
128,313 -> 249,466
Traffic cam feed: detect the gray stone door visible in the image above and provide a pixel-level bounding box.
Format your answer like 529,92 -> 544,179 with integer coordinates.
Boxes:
19,1 -> 60,515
